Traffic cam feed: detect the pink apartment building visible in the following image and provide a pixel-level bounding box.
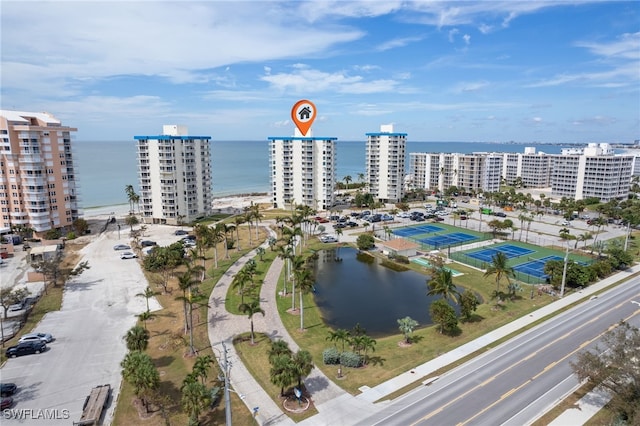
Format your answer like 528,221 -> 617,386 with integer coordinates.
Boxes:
0,110 -> 80,236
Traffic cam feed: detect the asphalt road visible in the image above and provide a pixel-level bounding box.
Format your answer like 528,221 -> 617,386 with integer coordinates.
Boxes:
0,224 -> 177,425
356,280 -> 640,426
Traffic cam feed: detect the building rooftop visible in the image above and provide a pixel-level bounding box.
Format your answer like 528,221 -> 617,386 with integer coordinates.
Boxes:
0,110 -> 60,125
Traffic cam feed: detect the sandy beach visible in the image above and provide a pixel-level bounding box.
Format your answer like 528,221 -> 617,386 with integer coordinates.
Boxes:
81,193 -> 271,221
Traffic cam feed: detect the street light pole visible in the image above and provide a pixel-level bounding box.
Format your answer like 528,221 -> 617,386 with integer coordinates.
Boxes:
560,243 -> 569,298
221,342 -> 232,426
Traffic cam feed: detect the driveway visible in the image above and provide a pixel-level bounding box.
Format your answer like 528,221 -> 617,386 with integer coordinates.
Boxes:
0,223 -> 176,425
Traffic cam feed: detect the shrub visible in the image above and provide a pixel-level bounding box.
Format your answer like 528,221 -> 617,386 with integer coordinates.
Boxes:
339,351 -> 363,368
322,347 -> 340,365
356,234 -> 375,250
66,232 -> 76,240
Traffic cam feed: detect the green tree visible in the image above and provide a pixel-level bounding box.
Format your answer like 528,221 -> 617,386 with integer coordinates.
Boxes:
72,218 -> 89,235
343,175 -> 352,189
295,267 -> 315,330
430,299 -> 458,334
397,316 -> 418,344
326,328 -> 351,353
143,244 -> 184,293
239,300 -> 265,345
483,251 -> 515,295
571,321 -> 640,423
268,339 -> 292,364
181,375 -> 211,425
459,290 -> 480,322
269,354 -> 296,397
125,214 -> 139,232
359,335 -> 377,365
125,325 -> 150,352
136,286 -> 158,313
427,268 -> 460,304
291,349 -> 314,388
356,234 -> 375,250
192,354 -> 215,385
121,351 -> 160,412
0,287 -> 30,320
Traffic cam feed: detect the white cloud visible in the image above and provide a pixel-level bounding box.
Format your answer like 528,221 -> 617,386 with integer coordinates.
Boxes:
377,36 -> 423,51
448,28 -> 459,43
452,80 -> 490,94
463,34 -> 471,45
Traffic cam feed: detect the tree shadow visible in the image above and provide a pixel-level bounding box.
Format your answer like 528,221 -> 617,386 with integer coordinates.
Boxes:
366,356 -> 385,367
304,375 -> 330,394
408,335 -> 424,344
461,314 -> 485,323
154,355 -> 175,368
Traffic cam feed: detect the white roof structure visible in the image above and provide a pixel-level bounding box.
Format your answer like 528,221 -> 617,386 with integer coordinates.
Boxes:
0,110 -> 60,125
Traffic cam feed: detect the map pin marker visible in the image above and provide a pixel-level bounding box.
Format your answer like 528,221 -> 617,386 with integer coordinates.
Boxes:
291,100 -> 316,137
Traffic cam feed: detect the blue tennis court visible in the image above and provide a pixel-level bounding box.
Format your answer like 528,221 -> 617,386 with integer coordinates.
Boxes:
419,232 -> 478,248
393,225 -> 443,237
513,255 -> 563,279
466,244 -> 534,263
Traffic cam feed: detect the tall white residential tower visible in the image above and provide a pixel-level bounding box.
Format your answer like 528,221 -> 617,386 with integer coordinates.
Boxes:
0,110 -> 80,235
135,125 -> 212,224
366,124 -> 406,203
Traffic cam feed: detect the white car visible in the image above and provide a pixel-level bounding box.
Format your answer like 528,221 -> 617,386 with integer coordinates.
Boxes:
319,235 -> 338,243
120,251 -> 138,259
19,332 -> 54,343
113,244 -> 131,251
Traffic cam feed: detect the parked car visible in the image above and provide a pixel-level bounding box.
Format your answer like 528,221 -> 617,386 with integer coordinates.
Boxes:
397,212 -> 410,218
6,341 -> 47,358
0,383 -> 17,397
493,212 -> 507,217
140,240 -> 157,247
1,397 -> 13,410
120,251 -> 138,259
346,221 -> 358,227
181,235 -> 196,241
19,332 -> 53,344
174,229 -> 189,235
183,239 -> 196,248
319,235 -> 338,243
113,244 -> 131,251
8,301 -> 25,312
432,216 -> 445,222
381,214 -> 393,221
561,220 -> 571,226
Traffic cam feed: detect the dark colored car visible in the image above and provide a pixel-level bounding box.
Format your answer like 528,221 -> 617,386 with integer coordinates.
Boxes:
432,216 -> 445,222
6,341 -> 46,358
346,221 -> 358,227
174,229 -> 189,236
140,240 -> 157,247
0,383 -> 17,397
493,212 -> 507,217
1,397 -> 13,410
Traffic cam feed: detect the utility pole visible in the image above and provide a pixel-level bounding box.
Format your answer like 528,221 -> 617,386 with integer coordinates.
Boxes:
221,342 -> 232,426
560,243 -> 569,298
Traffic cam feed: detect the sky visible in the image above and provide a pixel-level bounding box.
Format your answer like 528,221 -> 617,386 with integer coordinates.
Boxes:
1,1 -> 639,143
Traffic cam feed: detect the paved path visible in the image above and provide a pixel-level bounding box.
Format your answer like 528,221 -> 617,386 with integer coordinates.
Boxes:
208,222 -> 633,425
207,227 -> 346,425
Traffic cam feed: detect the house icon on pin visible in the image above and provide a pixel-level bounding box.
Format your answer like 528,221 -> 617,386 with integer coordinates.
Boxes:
298,106 -> 311,120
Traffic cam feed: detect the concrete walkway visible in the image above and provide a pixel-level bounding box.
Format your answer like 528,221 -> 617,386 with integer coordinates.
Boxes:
209,223 -> 635,425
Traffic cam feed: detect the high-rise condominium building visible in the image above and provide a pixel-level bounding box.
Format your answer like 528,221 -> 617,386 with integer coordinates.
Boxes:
502,147 -> 552,188
366,124 -> 406,203
409,152 -> 502,194
551,143 -> 633,201
269,128 -> 337,211
0,110 -> 80,235
135,125 -> 212,225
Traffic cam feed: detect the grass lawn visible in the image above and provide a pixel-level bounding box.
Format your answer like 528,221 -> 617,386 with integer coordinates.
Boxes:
112,223 -> 266,425
234,332 -> 318,422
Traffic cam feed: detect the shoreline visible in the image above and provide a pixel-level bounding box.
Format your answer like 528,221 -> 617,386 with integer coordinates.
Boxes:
81,193 -> 271,220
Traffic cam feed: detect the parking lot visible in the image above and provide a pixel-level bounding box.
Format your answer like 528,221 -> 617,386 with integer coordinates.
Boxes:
0,222 -> 181,425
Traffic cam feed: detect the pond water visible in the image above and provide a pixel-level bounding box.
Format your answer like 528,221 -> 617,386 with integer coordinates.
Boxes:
311,247 -> 459,337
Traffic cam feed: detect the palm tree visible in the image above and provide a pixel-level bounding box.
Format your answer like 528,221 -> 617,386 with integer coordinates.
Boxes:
121,351 -> 159,412
291,349 -> 314,388
343,175 -> 352,190
125,325 -> 150,352
288,255 -> 306,311
231,267 -> 253,306
125,184 -> 136,213
397,316 -> 418,344
326,328 -> 351,353
239,300 -> 265,345
276,245 -> 293,296
136,286 -> 158,313
233,215 -> 246,250
427,268 -> 460,304
360,335 -> 377,365
295,268 -> 315,331
181,375 -> 211,424
256,246 -> 266,261
483,251 -> 515,294
270,354 -> 295,397
137,310 -> 154,330
192,354 -> 214,385
177,264 -> 204,334
268,339 -> 292,364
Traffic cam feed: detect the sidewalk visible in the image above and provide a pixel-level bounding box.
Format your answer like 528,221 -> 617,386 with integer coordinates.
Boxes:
209,223 -> 637,425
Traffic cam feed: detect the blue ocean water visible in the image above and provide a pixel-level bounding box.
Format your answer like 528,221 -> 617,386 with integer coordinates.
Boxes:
73,140 -> 564,208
